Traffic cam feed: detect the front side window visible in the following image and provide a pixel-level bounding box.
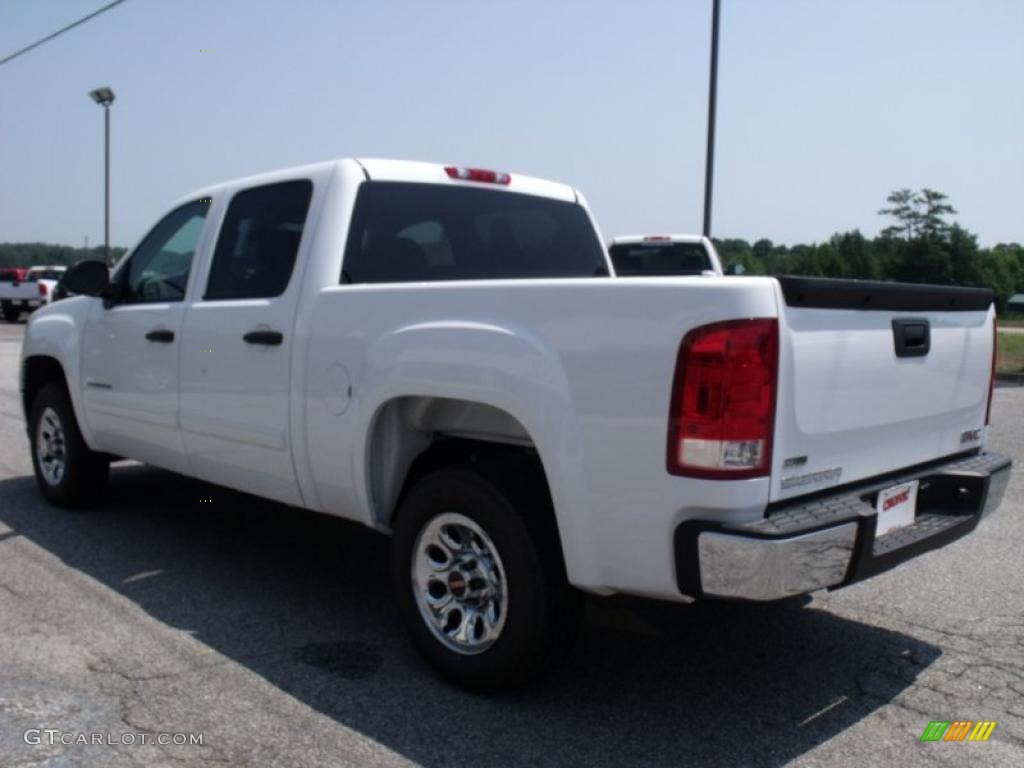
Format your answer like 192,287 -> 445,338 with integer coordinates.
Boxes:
120,200 -> 209,304
205,180 -> 313,300
341,183 -> 608,283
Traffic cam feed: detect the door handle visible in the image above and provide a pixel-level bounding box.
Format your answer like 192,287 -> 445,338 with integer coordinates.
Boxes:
243,329 -> 283,346
145,329 -> 175,343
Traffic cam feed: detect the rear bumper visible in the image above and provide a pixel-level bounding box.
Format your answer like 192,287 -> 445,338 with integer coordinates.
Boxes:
674,451 -> 1012,601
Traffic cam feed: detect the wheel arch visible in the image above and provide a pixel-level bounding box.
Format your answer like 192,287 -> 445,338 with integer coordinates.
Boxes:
22,355 -> 71,424
363,395 -> 582,582
366,396 -> 546,527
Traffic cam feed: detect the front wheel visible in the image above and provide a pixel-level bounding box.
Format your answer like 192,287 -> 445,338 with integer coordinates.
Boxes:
29,383 -> 109,507
391,464 -> 582,691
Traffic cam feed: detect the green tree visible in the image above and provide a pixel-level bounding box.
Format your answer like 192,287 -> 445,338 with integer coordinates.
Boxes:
978,242 -> 1023,314
889,237 -> 953,285
831,230 -> 879,280
712,238 -> 764,275
752,238 -> 773,263
879,188 -> 921,240
879,188 -> 957,243
918,189 -> 957,240
947,224 -> 980,286
0,242 -> 126,269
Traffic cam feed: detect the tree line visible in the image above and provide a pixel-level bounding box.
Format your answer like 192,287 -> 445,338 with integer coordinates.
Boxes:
714,189 -> 1024,313
0,243 -> 126,270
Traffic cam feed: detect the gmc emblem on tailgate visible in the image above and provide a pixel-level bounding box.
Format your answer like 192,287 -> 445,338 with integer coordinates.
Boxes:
960,429 -> 982,445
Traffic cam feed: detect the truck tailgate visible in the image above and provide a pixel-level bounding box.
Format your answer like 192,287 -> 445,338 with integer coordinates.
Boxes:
771,277 -> 995,502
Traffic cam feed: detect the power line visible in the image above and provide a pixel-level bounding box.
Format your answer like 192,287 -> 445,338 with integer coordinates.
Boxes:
0,0 -> 128,69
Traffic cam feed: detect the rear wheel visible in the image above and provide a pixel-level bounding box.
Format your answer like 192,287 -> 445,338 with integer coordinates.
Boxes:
391,463 -> 582,691
29,383 -> 109,507
2,306 -> 20,322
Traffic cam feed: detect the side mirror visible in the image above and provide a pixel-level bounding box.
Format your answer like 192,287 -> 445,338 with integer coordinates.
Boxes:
61,260 -> 110,297
725,262 -> 746,276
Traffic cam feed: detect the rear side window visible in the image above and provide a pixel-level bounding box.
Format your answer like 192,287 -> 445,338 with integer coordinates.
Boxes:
341,182 -> 608,283
206,180 -> 313,300
609,242 -> 712,276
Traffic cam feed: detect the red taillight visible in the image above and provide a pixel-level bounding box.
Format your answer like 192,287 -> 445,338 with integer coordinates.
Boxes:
444,166 -> 511,185
986,319 -> 997,425
38,282 -> 48,297
667,318 -> 779,479
643,235 -> 672,242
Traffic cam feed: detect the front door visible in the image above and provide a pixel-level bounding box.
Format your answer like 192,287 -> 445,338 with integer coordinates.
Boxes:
81,199 -> 211,473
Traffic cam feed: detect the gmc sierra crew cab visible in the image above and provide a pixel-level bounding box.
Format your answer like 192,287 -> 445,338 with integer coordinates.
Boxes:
20,158 -> 1011,690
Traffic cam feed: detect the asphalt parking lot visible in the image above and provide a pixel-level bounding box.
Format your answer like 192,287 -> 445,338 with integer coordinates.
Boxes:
0,320 -> 1021,768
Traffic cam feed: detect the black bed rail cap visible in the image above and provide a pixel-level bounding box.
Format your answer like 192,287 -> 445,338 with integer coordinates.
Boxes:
776,276 -> 994,312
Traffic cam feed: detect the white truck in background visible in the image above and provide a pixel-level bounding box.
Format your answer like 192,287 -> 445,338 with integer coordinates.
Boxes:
608,234 -> 723,276
20,158 -> 1011,691
1,266 -> 67,321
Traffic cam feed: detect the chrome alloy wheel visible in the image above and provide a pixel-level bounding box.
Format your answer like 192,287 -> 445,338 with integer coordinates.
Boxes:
36,406 -> 67,486
411,512 -> 509,655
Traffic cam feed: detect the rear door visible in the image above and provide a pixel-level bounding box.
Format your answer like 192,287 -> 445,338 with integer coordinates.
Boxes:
178,179 -> 316,506
771,278 -> 995,501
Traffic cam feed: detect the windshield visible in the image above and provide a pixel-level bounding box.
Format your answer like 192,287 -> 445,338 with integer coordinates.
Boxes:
609,242 -> 712,276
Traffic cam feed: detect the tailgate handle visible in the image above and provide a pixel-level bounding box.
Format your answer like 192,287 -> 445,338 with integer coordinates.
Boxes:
892,318 -> 930,357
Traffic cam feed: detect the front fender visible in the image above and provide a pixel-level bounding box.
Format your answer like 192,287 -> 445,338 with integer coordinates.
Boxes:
21,298 -> 95,445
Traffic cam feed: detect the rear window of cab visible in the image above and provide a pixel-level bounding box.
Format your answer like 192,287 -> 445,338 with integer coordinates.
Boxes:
341,182 -> 609,283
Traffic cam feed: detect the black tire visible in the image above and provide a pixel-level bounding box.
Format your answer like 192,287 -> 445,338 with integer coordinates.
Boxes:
2,306 -> 20,323
29,382 -> 109,507
391,461 -> 583,692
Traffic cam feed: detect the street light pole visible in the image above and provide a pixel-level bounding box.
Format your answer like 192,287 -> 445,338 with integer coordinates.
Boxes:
89,87 -> 115,261
702,0 -> 721,238
104,104 -> 110,259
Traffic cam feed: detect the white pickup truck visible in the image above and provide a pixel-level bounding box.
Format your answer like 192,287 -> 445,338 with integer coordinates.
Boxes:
608,234 -> 724,276
20,158 -> 1011,690
1,266 -> 66,322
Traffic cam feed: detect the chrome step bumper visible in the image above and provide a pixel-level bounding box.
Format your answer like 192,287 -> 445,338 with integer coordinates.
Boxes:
674,452 -> 1012,601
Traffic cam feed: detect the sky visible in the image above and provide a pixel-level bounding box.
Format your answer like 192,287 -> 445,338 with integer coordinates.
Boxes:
0,0 -> 1021,250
